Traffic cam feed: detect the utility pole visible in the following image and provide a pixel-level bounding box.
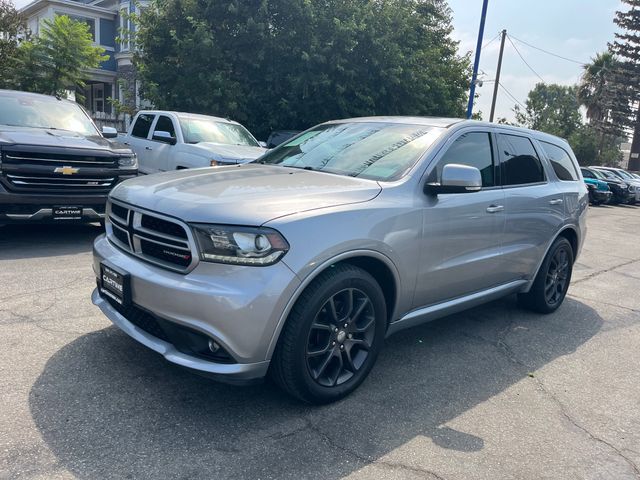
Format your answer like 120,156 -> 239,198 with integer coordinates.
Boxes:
489,29 -> 507,122
466,0 -> 490,119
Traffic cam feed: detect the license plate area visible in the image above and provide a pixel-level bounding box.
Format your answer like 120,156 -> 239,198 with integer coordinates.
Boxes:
99,261 -> 131,306
53,206 -> 82,220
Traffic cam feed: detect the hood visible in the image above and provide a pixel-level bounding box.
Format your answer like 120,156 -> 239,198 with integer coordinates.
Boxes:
0,125 -> 131,153
584,178 -> 609,190
191,143 -> 266,164
110,164 -> 381,225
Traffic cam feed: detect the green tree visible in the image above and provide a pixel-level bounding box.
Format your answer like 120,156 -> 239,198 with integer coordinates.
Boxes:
568,124 -> 622,166
0,0 -> 27,88
578,52 -> 618,125
133,0 -> 471,138
609,0 -> 640,169
8,15 -> 108,96
577,52 -> 626,160
514,83 -> 582,139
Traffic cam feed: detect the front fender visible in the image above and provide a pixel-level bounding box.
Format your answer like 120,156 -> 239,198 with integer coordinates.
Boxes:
265,249 -> 402,360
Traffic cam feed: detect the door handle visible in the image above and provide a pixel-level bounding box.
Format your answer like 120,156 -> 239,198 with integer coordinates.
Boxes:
486,205 -> 504,213
145,146 -> 153,150
549,199 -> 563,205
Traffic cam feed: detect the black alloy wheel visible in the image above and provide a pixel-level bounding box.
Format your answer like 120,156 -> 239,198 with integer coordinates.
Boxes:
543,246 -> 571,308
305,287 -> 376,387
271,264 -> 386,404
518,237 -> 574,314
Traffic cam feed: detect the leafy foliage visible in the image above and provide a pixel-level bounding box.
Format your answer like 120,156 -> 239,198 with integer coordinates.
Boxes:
7,15 -> 108,96
133,0 -> 471,138
0,0 -> 27,88
609,0 -> 640,167
514,83 -> 582,139
512,82 -> 621,166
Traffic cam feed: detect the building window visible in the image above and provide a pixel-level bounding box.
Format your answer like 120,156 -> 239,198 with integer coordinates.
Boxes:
63,14 -> 96,42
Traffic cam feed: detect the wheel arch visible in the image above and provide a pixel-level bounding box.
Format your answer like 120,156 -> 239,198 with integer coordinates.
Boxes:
523,225 -> 579,293
265,250 -> 400,360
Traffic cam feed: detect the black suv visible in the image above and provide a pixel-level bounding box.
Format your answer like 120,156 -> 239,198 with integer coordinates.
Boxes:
0,90 -> 137,225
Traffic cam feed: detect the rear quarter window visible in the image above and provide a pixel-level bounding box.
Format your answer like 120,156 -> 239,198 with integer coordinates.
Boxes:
541,141 -> 579,181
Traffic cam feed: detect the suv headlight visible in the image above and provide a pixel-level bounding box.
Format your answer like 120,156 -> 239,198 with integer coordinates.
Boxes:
118,153 -> 137,169
192,224 -> 289,266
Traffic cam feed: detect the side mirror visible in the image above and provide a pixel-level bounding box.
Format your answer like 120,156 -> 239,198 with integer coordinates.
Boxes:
425,164 -> 482,195
102,126 -> 118,139
258,141 -> 267,148
152,130 -> 177,145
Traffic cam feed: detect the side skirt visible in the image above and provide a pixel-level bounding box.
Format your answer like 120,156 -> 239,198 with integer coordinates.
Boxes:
386,280 -> 528,337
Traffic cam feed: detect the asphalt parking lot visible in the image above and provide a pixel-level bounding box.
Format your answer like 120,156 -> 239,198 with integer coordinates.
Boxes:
1,205 -> 640,480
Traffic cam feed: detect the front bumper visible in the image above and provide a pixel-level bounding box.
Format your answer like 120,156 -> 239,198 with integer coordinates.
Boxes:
0,176 -> 136,223
590,189 -> 612,204
92,234 -> 301,382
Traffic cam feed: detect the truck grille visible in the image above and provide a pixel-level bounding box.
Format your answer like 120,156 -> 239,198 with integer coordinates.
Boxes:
6,173 -> 116,191
106,200 -> 197,273
3,150 -> 118,167
1,147 -> 120,194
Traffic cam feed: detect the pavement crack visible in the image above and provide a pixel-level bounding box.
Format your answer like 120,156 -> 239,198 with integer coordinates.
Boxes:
568,293 -> 640,317
303,419 -> 447,479
573,258 -> 640,285
461,329 -> 640,478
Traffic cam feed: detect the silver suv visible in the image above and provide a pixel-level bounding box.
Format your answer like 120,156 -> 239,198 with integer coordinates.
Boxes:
92,117 -> 588,403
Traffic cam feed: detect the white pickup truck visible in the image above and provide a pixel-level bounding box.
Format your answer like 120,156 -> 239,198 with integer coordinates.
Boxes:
120,110 -> 266,174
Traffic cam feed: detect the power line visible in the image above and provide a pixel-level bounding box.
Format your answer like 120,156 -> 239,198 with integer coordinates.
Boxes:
482,31 -> 501,50
506,34 -> 546,83
498,82 -> 527,110
508,34 -> 587,66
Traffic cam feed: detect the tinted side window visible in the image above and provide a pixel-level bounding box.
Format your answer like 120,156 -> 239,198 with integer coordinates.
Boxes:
131,114 -> 154,138
541,141 -> 578,181
153,115 -> 176,137
497,134 -> 545,186
431,132 -> 495,187
581,168 -> 595,179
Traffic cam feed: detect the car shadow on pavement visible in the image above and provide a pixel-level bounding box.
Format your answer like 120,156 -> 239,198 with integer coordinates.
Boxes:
28,296 -> 602,479
0,223 -> 102,259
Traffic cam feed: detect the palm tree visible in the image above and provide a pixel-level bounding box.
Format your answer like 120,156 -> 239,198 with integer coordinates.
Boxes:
578,52 -> 617,124
578,52 -> 623,158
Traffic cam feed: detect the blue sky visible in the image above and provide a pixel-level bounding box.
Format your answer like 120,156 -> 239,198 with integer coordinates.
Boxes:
13,0 -> 621,121
448,0 -> 621,120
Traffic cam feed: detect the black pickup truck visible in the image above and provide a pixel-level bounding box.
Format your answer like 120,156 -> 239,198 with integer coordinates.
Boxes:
0,89 -> 137,225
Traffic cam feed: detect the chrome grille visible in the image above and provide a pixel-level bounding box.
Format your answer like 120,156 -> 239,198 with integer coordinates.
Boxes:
6,173 -> 116,191
106,200 -> 198,273
3,151 -> 118,167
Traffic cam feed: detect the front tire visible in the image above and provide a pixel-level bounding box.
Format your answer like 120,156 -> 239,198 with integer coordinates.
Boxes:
518,237 -> 574,314
271,264 -> 386,404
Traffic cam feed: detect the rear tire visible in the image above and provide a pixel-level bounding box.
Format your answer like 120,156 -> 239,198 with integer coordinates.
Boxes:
271,264 -> 386,404
518,237 -> 574,314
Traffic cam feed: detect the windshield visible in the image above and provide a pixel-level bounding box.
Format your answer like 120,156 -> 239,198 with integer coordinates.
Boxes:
257,122 -> 443,181
614,169 -> 634,180
179,116 -> 259,147
599,170 -> 619,180
0,93 -> 99,135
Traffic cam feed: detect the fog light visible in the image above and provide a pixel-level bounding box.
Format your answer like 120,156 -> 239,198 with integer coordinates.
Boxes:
208,339 -> 220,353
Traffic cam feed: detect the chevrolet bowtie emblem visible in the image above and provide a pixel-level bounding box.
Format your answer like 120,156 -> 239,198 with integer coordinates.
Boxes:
54,166 -> 79,175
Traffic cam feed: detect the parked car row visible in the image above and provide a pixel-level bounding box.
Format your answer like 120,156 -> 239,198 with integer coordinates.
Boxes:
581,166 -> 640,206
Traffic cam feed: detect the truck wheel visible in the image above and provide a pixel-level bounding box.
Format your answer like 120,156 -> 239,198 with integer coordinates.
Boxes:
271,264 -> 386,404
518,237 -> 573,314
